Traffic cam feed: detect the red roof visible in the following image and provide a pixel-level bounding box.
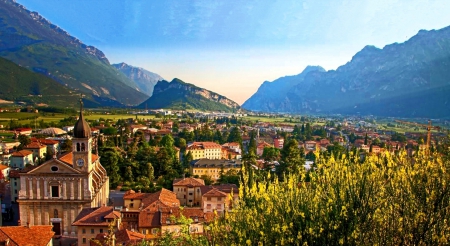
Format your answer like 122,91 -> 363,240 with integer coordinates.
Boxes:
0,225 -> 54,246
72,206 -> 119,226
58,152 -> 99,166
24,142 -> 46,149
173,177 -> 205,187
11,150 -> 33,157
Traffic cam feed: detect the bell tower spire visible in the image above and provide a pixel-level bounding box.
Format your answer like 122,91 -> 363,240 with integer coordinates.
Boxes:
72,94 -> 93,172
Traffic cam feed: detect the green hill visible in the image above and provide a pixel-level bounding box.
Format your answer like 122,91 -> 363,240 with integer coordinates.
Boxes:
0,56 -> 79,106
0,0 -> 148,106
137,78 -> 240,112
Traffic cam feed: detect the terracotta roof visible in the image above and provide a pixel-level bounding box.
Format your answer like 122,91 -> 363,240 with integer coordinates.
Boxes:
11,150 -> 33,157
139,206 -> 208,228
123,190 -> 149,200
58,152 -> 99,166
114,229 -> 146,244
0,164 -> 9,171
32,138 -> 59,145
72,206 -> 118,226
0,225 -> 54,246
173,178 -> 205,187
24,142 -> 46,149
202,188 -> 227,198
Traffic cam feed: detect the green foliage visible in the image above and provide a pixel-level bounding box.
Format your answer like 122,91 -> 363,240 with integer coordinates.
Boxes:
0,57 -> 79,107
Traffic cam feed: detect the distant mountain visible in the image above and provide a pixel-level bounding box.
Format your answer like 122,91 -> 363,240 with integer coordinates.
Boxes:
137,78 -> 240,112
242,66 -> 326,112
0,57 -> 80,106
243,26 -> 450,118
112,62 -> 163,96
0,0 -> 148,106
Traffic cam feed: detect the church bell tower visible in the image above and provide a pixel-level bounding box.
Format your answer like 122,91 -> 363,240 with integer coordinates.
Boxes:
72,97 -> 93,173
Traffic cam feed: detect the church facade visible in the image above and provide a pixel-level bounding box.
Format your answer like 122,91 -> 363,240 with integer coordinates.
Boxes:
17,101 -> 109,236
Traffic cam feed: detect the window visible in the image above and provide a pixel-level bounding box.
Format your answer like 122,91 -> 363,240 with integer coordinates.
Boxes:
81,143 -> 86,151
188,200 -> 192,203
100,229 -> 103,233
51,166 -> 59,172
189,193 -> 193,195
82,238 -> 86,244
14,182 -> 17,186
82,229 -> 86,234
77,143 -> 80,152
51,186 -> 59,198
91,229 -> 94,234
129,203 -> 134,208
152,228 -> 158,234
14,189 -> 17,194
217,197 -> 222,201
207,197 -> 211,201
142,229 -> 147,234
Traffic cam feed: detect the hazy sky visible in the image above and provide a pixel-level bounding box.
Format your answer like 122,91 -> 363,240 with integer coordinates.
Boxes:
17,0 -> 450,104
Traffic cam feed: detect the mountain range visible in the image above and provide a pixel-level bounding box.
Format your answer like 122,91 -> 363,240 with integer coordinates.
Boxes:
243,26 -> 450,118
137,78 -> 241,112
0,0 -> 147,106
112,63 -> 164,97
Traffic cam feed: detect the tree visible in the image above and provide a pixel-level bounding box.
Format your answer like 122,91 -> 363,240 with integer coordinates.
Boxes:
98,147 -> 121,187
278,139 -> 304,176
227,127 -> 242,144
262,147 -> 280,163
17,135 -> 31,150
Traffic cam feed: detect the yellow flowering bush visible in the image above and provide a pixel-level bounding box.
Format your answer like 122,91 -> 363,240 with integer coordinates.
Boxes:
205,150 -> 450,245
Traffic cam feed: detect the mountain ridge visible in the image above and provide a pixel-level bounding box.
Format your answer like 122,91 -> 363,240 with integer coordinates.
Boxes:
112,62 -> 163,96
0,0 -> 148,106
137,78 -> 241,112
243,26 -> 450,118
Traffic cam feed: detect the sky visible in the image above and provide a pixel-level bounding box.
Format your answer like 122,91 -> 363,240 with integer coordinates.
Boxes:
17,0 -> 450,105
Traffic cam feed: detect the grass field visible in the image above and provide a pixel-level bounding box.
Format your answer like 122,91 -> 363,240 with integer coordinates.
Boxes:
0,111 -> 158,127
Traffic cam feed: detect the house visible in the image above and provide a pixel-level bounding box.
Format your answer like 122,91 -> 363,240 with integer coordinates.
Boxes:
186,142 -> 222,160
14,128 -> 32,136
0,164 -> 10,180
121,189 -> 180,232
190,159 -> 242,182
24,141 -> 47,160
32,138 -> 60,156
10,150 -> 34,169
138,206 -> 209,239
0,225 -> 54,246
273,137 -> 284,149
91,228 -> 146,246
72,206 -> 121,246
199,185 -> 238,215
172,178 -> 205,207
256,141 -> 273,156
304,141 -> 318,151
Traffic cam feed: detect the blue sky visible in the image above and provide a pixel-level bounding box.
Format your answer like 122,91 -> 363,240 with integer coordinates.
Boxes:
17,0 -> 450,104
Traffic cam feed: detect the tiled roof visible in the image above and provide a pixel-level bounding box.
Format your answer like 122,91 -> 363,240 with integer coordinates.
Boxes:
11,150 -> 33,157
200,184 -> 238,196
202,188 -> 227,198
139,206 -> 209,228
0,164 -> 9,171
72,206 -> 117,226
58,152 -> 99,166
0,225 -> 54,246
173,178 -> 205,187
115,229 -> 146,244
123,190 -> 150,200
24,142 -> 46,149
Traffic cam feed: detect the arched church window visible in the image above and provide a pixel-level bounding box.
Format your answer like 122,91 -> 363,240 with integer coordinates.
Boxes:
81,143 -> 86,151
54,209 -> 58,218
76,143 -> 80,152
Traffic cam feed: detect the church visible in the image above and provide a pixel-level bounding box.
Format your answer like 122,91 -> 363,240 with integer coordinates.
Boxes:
17,100 -> 109,236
